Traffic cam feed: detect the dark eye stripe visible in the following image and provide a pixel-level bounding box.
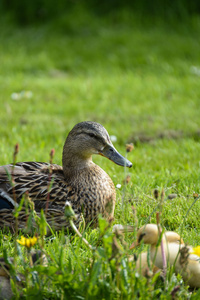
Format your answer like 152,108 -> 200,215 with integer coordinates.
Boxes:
88,132 -> 96,138
92,135 -> 106,145
76,131 -> 106,145
138,232 -> 146,243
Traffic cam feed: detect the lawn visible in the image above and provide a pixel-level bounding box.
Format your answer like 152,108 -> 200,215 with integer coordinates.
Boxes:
0,8 -> 200,299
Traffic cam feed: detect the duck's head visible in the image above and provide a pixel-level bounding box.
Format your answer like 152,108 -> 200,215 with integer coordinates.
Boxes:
130,224 -> 184,249
62,121 -> 132,171
130,224 -> 160,249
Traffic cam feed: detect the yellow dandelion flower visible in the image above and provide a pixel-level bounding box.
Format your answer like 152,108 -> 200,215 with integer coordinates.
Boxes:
190,246 -> 200,257
17,236 -> 37,248
17,236 -> 26,246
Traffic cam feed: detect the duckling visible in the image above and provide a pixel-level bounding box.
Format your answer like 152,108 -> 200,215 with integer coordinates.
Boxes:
130,224 -> 184,266
129,224 -> 184,277
130,224 -> 200,288
0,121 -> 132,231
175,245 -> 200,288
129,252 -> 160,277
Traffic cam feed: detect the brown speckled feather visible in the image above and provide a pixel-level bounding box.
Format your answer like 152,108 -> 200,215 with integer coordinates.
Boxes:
0,162 -> 115,229
0,162 -> 69,208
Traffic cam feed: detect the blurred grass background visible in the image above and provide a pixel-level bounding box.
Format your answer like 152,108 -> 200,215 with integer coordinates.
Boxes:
1,0 -> 200,24
0,0 -> 200,231
0,2 -> 200,297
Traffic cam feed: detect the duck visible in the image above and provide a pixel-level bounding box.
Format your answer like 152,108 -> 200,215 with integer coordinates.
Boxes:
129,224 -> 184,277
130,224 -> 184,268
176,246 -> 200,288
0,121 -> 132,231
129,252 -> 160,278
130,224 -> 184,266
130,224 -> 200,288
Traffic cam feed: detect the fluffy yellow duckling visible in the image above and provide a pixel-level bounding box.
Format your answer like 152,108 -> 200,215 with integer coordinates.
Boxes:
130,224 -> 200,288
176,245 -> 200,288
129,252 -> 160,277
130,224 -> 184,277
130,224 -> 184,267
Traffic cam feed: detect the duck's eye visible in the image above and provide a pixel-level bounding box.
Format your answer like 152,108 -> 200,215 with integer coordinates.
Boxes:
138,233 -> 146,243
88,133 -> 96,138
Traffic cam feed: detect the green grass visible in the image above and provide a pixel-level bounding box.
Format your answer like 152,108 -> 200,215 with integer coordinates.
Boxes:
0,9 -> 200,299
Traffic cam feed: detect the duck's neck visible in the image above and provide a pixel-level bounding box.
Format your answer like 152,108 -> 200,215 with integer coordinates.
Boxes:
62,152 -> 94,179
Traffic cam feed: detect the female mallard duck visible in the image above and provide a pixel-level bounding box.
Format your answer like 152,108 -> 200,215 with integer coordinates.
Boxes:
130,224 -> 200,288
0,121 -> 132,231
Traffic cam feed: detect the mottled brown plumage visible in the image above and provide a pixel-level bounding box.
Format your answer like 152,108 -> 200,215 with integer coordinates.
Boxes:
0,121 -> 132,231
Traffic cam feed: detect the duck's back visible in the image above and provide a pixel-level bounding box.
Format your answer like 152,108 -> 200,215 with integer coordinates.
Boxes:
0,162 -> 116,229
0,162 -> 65,209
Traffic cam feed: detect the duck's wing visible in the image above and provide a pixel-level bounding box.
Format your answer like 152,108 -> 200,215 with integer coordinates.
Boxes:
0,162 -> 63,176
0,162 -> 71,209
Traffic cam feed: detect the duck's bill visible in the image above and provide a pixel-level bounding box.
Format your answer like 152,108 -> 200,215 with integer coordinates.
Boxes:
99,145 -> 132,168
130,241 -> 139,250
